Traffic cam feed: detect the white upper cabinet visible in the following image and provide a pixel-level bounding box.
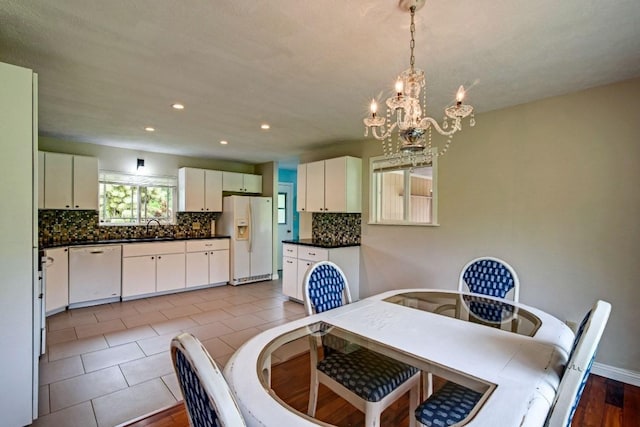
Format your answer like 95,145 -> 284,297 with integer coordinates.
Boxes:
222,171 -> 262,193
43,152 -> 98,210
178,167 -> 223,212
297,156 -> 362,213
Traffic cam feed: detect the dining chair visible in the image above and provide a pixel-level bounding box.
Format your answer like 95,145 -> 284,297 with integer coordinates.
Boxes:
303,261 -> 421,427
459,256 -> 520,301
171,332 -> 246,427
424,256 -> 522,397
544,300 -> 611,426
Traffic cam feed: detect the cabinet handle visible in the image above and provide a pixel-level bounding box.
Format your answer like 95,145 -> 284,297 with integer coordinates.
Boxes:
286,260 -> 293,264
204,252 -> 208,255
65,205 -> 70,208
75,205 -> 79,208
308,252 -> 316,256
151,256 -> 154,259
158,256 -> 162,259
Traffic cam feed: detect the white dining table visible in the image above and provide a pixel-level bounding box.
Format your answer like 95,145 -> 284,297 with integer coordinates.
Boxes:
224,289 -> 575,426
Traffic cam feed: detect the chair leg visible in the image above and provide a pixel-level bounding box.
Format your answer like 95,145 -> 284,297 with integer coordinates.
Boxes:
307,368 -> 319,416
364,401 -> 382,427
409,380 -> 420,427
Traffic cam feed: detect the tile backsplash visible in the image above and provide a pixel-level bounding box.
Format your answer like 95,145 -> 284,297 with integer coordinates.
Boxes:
312,213 -> 361,245
39,210 -> 220,247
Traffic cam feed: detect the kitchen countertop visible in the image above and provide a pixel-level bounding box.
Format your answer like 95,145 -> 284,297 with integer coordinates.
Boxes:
282,239 -> 360,249
41,235 -> 230,249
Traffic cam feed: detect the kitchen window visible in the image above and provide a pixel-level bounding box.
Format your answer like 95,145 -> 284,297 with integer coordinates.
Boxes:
99,172 -> 177,225
369,155 -> 438,226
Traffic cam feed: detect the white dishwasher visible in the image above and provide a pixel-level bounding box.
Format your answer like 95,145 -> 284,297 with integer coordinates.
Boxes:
69,245 -> 122,307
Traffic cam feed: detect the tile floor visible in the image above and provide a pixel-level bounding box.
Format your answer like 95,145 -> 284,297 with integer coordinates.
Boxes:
34,279 -> 305,427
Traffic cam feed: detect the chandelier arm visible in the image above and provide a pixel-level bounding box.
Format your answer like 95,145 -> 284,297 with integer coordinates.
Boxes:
369,122 -> 398,140
420,117 -> 459,137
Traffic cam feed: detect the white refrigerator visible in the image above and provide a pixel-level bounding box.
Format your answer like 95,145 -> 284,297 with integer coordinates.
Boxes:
217,196 -> 273,285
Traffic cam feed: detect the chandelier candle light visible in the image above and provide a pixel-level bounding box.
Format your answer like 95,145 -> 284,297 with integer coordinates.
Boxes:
364,0 -> 475,165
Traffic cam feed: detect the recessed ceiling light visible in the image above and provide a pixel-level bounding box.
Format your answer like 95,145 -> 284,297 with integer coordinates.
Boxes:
220,140 -> 228,145
260,123 -> 270,130
144,126 -> 155,132
172,103 -> 185,110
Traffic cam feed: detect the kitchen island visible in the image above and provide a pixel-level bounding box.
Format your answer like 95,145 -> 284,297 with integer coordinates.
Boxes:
282,239 -> 360,302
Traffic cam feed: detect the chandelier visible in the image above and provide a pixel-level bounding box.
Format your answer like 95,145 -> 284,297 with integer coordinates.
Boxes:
363,0 -> 475,165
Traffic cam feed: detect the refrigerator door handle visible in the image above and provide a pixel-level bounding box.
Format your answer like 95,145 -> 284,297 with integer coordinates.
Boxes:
248,200 -> 253,253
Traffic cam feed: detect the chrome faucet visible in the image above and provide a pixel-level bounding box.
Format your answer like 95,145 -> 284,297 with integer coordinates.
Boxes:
146,219 -> 161,237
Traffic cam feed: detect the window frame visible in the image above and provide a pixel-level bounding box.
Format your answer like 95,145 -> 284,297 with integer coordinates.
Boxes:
368,154 -> 439,226
98,172 -> 177,226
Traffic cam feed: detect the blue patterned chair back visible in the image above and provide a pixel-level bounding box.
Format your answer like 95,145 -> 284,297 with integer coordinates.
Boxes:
545,300 -> 611,427
304,261 -> 352,315
171,333 -> 246,427
459,257 -> 519,301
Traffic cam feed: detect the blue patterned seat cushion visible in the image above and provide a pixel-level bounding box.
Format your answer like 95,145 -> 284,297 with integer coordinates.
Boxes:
175,349 -> 221,427
462,259 -> 515,298
463,295 -> 514,323
415,381 -> 482,426
308,264 -> 346,313
317,347 -> 419,402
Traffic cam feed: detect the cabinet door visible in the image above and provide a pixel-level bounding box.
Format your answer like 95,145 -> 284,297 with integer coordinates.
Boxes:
306,161 -> 325,212
222,171 -> 244,192
209,249 -> 229,284
122,256 -> 156,297
297,259 -> 314,301
45,247 -> 68,314
324,157 -> 347,212
243,174 -> 262,193
156,253 -> 186,292
44,152 -> 73,209
296,164 -> 306,212
179,168 -> 205,212
186,251 -> 209,288
204,170 -> 223,211
73,155 -> 98,209
282,256 -> 298,299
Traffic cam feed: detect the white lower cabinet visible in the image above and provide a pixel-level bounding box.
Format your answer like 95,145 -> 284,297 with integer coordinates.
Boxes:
122,255 -> 156,297
122,241 -> 186,299
282,255 -> 299,300
44,247 -> 69,315
282,243 -> 359,303
186,239 -> 230,288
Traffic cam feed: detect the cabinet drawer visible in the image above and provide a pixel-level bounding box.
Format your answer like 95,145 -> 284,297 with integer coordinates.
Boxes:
283,244 -> 298,258
186,239 -> 229,252
297,246 -> 328,262
123,241 -> 186,257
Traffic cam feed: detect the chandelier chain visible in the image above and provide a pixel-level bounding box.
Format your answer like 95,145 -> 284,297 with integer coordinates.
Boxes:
409,6 -> 416,71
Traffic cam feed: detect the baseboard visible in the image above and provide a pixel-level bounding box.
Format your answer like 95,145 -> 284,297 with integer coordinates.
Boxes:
592,362 -> 640,387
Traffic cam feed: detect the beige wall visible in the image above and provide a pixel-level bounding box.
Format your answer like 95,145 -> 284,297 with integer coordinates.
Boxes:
304,77 -> 640,372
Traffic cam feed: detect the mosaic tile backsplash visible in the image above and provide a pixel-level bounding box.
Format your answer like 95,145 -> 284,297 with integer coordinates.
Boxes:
312,213 -> 361,245
39,210 -> 220,247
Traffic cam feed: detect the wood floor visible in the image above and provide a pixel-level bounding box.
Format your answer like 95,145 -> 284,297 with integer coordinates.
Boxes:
126,352 -> 640,427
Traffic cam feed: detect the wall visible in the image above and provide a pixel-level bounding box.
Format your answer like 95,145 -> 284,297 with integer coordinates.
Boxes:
39,136 -> 255,176
302,77 -> 640,373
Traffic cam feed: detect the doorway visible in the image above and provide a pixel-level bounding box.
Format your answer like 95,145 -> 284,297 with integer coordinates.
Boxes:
277,182 -> 294,271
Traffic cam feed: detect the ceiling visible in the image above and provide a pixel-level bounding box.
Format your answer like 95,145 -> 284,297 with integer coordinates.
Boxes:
2,1 -> 640,167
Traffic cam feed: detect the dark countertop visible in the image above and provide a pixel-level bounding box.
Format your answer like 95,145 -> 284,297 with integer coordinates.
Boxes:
282,239 -> 360,249
41,235 -> 230,249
